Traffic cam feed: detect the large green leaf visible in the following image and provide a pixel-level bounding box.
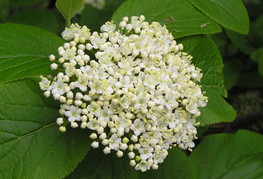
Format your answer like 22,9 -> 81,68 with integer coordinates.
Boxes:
142,130 -> 263,179
0,78 -> 90,179
112,0 -> 221,38
0,23 -> 64,84
67,148 -> 194,179
179,36 -> 236,125
190,130 -> 263,179
187,0 -> 249,34
66,148 -> 138,179
67,130 -> 263,179
140,130 -> 263,179
139,148 -> 196,179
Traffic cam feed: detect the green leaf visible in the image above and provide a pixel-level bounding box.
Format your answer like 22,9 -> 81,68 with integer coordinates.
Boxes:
251,47 -> 263,76
223,61 -> 241,90
112,0 -> 222,39
7,9 -> 60,34
190,130 -> 263,179
66,148 -> 138,179
0,78 -> 90,179
0,23 -> 64,84
198,91 -> 235,126
56,0 -> 84,26
179,35 -> 236,126
187,0 -> 249,34
225,30 -> 255,55
139,148 -> 196,179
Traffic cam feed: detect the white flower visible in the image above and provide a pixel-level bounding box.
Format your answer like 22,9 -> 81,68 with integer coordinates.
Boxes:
90,32 -> 106,49
51,78 -> 68,95
39,76 -> 51,91
139,147 -> 154,160
65,105 -> 82,122
50,63 -> 58,70
74,74 -> 89,91
153,149 -> 168,164
40,15 -> 208,172
128,152 -> 135,159
116,150 -> 123,157
135,160 -> 150,172
62,24 -> 90,41
91,141 -> 99,148
100,22 -> 116,32
108,134 -> 121,150
49,54 -> 55,61
56,117 -> 64,125
87,118 -> 100,130
103,146 -> 111,154
130,119 -> 146,136
63,48 -> 76,60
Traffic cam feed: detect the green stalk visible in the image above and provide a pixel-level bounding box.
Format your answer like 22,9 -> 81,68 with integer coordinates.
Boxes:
66,18 -> 71,27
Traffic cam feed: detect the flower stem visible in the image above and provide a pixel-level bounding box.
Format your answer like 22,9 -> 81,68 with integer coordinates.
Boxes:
66,18 -> 71,27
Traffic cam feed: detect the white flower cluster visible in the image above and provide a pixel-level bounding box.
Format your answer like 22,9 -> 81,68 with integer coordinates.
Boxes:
40,16 -> 208,172
85,0 -> 106,9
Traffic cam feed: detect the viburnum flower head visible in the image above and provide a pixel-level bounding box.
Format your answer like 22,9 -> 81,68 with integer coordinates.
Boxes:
39,15 -> 208,172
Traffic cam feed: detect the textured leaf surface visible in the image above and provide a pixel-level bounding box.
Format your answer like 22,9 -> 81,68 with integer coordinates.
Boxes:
0,23 -> 64,84
56,0 -> 84,22
66,148 -> 138,179
187,0 -> 249,34
179,36 -> 236,125
139,148 -> 196,179
112,0 -> 221,38
0,78 -> 90,179
68,148 -> 193,179
67,130 -> 263,179
190,130 -> 263,179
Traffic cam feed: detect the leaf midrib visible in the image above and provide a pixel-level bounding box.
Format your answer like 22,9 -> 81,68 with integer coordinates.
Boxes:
0,121 -> 56,148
